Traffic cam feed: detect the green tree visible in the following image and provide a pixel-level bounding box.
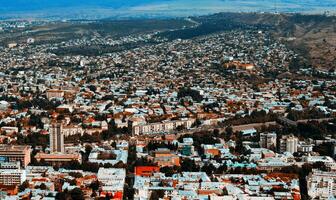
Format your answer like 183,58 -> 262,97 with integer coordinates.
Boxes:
19,180 -> 30,192
70,188 -> 84,200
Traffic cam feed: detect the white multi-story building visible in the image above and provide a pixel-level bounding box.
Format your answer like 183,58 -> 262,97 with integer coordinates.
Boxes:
0,169 -> 26,186
280,135 -> 298,154
98,168 -> 126,196
307,170 -> 336,199
132,118 -> 195,135
298,142 -> 313,153
0,161 -> 20,169
62,125 -> 84,137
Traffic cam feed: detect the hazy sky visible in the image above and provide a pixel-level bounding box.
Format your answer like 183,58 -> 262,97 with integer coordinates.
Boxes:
0,0 -> 335,19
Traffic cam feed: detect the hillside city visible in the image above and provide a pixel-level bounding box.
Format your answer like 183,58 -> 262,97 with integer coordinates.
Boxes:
0,15 -> 336,200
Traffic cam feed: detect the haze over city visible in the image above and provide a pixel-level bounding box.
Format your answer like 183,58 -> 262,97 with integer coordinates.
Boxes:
1,0 -> 336,19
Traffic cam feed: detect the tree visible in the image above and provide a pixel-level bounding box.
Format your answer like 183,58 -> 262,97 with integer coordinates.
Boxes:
181,158 -> 199,172
111,141 -> 117,148
55,191 -> 69,200
88,85 -> 97,92
216,164 -> 228,174
213,129 -> 220,137
287,110 -> 300,121
16,132 -> 49,149
160,166 -> 179,177
69,172 -> 83,178
201,163 -> 216,175
124,187 -> 135,200
70,188 -> 84,200
19,180 -> 30,192
225,126 -> 234,140
313,143 -> 334,157
192,118 -> 202,127
53,165 -> 60,171
84,145 -> 93,159
150,190 -> 165,200
89,180 -> 101,191
40,183 -> 47,190
177,87 -> 203,102
29,114 -> 44,129
91,191 -> 97,198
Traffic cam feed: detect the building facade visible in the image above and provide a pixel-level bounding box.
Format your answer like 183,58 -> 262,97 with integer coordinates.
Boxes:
0,169 -> 26,186
35,153 -> 82,166
98,168 -> 126,199
46,89 -> 64,100
49,123 -> 65,153
132,118 -> 195,135
307,170 -> 336,199
280,135 -> 298,154
0,145 -> 31,167
259,132 -> 277,149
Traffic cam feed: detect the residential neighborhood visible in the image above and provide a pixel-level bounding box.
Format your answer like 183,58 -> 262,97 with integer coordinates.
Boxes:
0,12 -> 336,200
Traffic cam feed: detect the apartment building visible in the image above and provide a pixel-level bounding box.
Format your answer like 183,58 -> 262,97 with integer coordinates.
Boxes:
132,118 -> 195,135
0,169 -> 26,186
279,135 -> 298,154
259,132 -> 277,149
307,170 -> 336,199
0,145 -> 31,167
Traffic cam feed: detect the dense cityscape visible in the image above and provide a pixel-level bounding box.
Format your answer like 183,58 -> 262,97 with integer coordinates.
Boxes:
0,9 -> 336,200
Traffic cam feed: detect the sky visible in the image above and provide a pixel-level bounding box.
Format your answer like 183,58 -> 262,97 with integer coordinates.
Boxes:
0,0 -> 335,19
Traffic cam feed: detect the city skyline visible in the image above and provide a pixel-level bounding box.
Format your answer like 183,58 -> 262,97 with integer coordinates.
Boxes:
0,1 -> 335,199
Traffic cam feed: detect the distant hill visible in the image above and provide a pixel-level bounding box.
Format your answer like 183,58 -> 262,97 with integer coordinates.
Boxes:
199,13 -> 336,70
1,12 -> 335,70
159,12 -> 336,70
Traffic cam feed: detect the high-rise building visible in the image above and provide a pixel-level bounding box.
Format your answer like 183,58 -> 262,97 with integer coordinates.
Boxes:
0,145 -> 31,167
49,123 -> 65,153
280,135 -> 298,154
259,132 -> 277,149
